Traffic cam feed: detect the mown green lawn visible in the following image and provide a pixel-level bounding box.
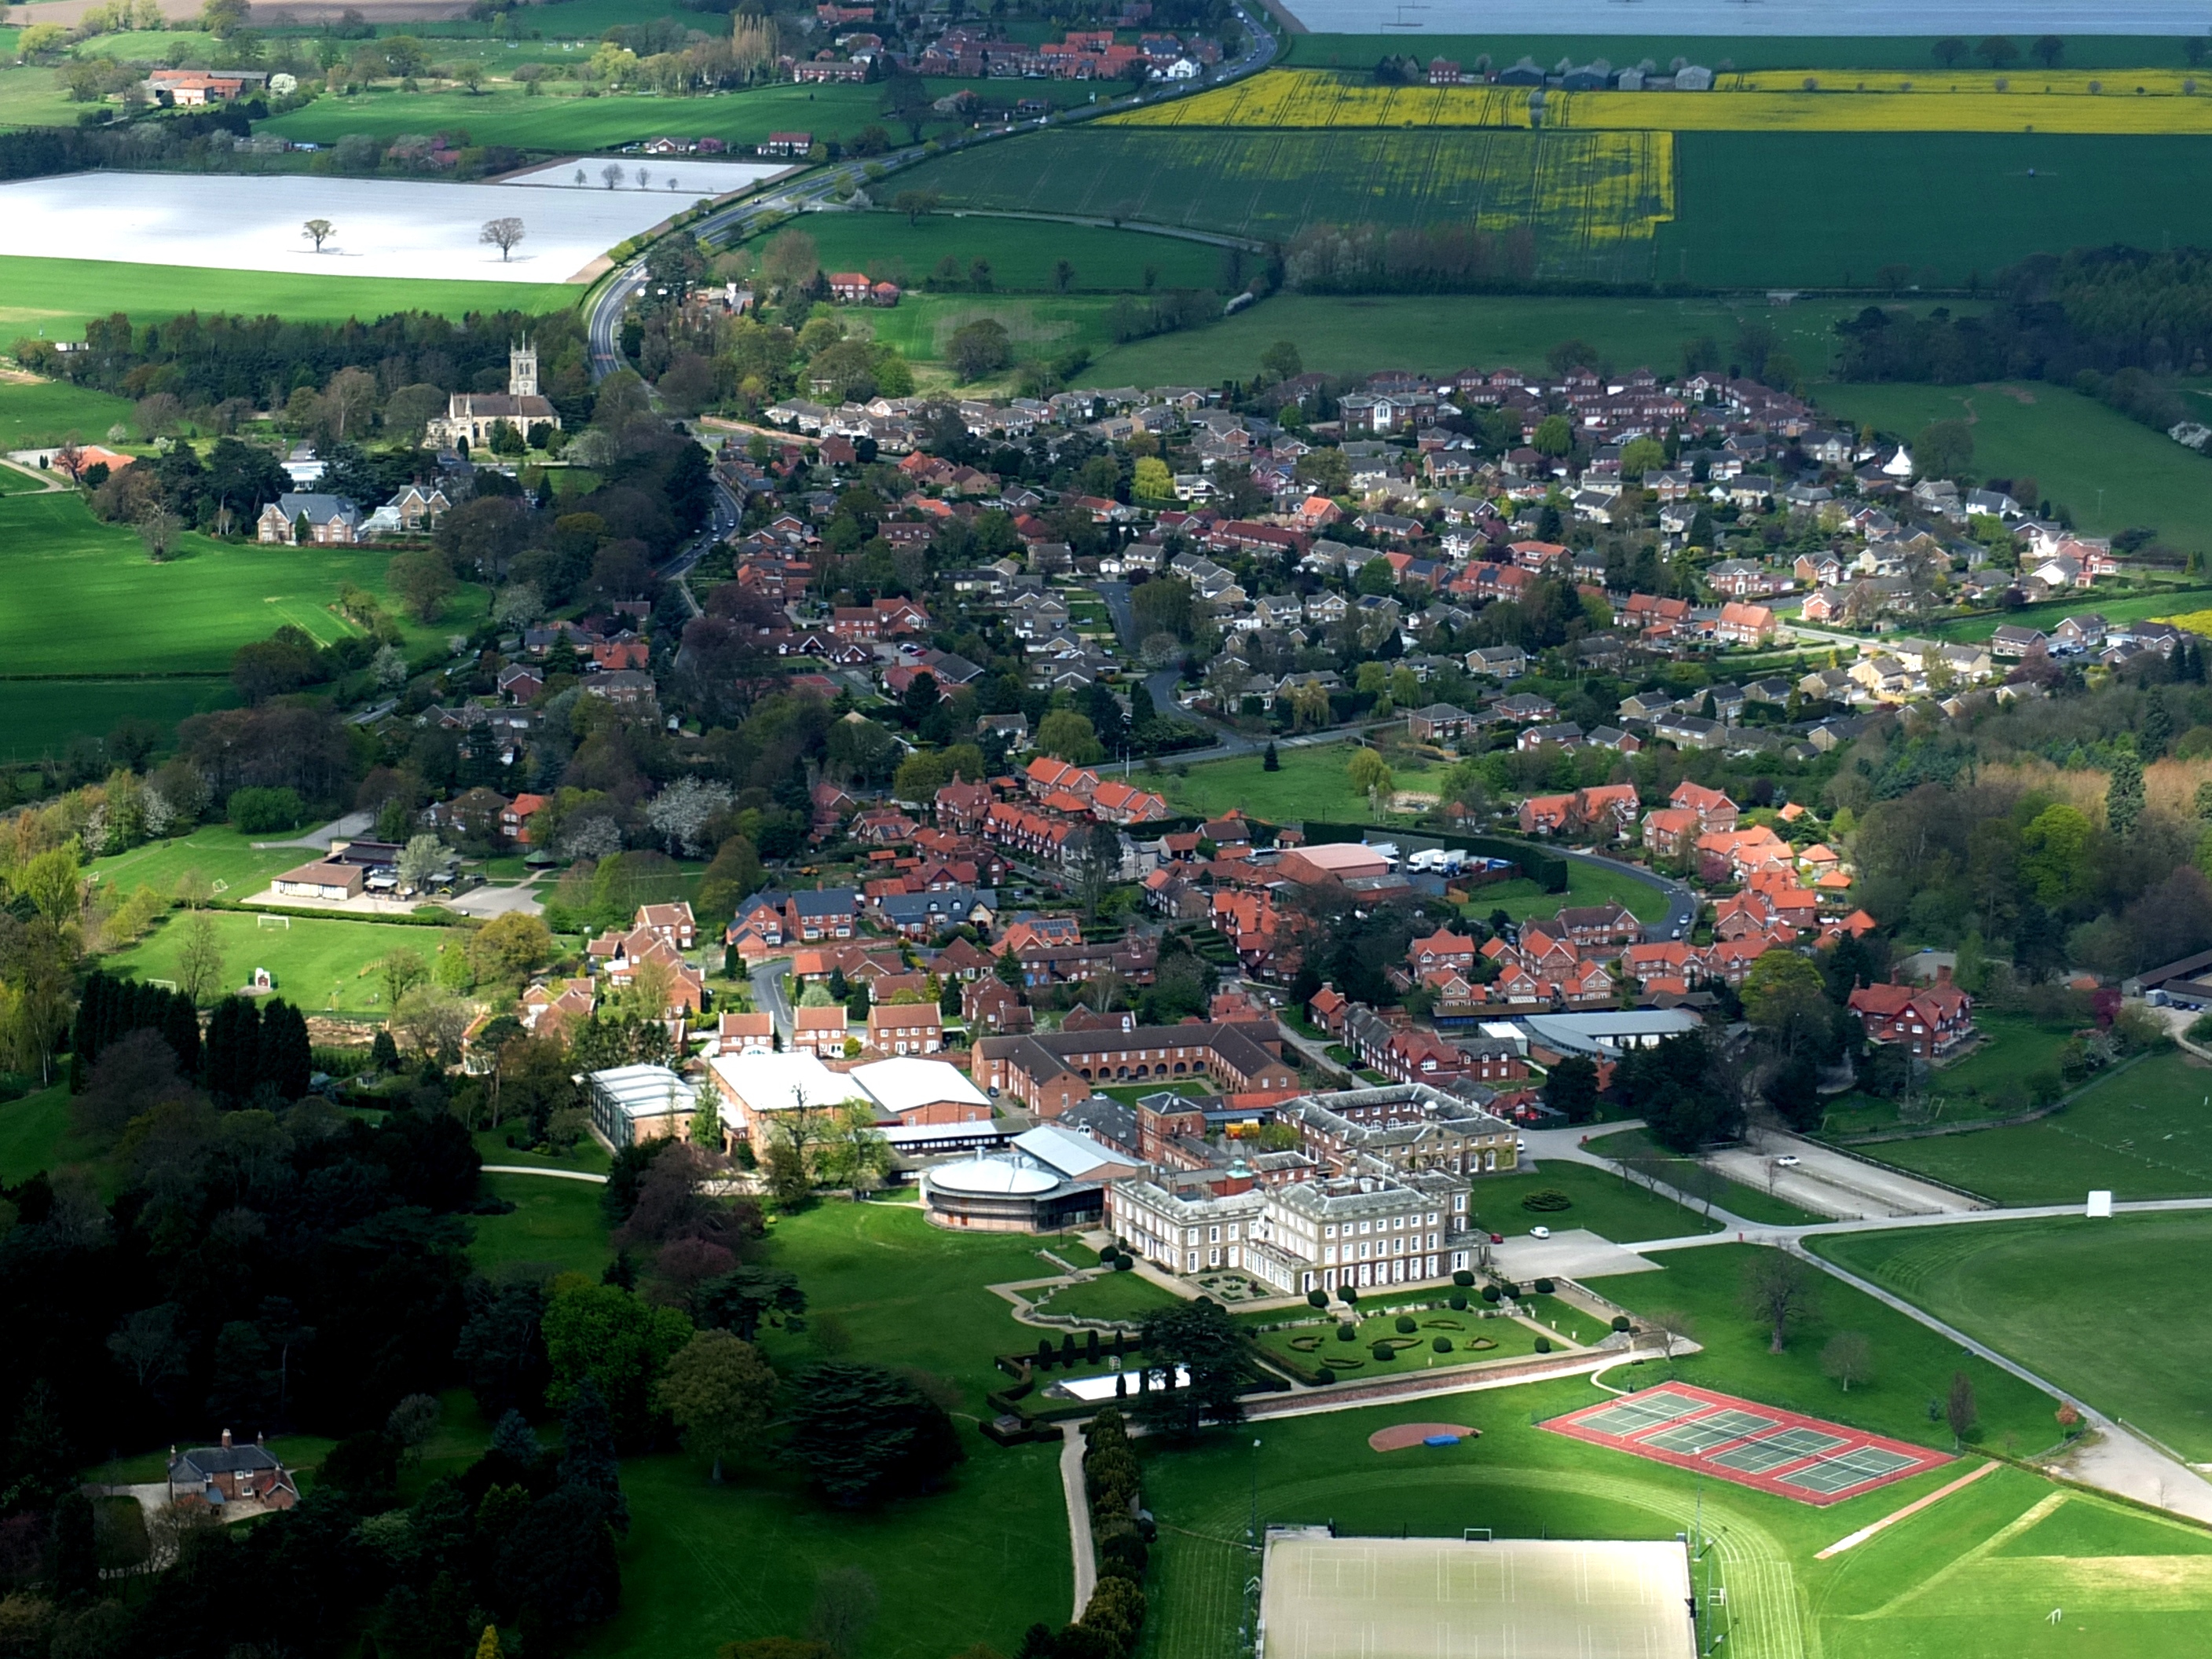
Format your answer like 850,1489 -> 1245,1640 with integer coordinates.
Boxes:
1470,1160 -> 1721,1244
1250,1305 -> 1545,1379
103,909 -> 467,1016
1467,858 -> 1668,925
471,1173 -> 613,1278
1813,381 -> 2212,553
89,826 -> 318,903
1860,1048 -> 2212,1204
0,1084 -> 72,1185
1155,744 -> 1448,823
1027,1269 -> 1184,1324
0,379 -> 139,449
1816,1212 -> 2212,1463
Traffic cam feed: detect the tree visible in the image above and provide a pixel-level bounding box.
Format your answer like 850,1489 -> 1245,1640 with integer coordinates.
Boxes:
1932,35 -> 1968,66
786,1362 -> 963,1506
1037,709 -> 1104,764
762,229 -> 820,295
1741,1251 -> 1816,1354
2030,33 -> 2064,67
388,549 -> 459,622
947,319 -> 1013,383
2107,749 -> 2145,838
545,1279 -> 694,1450
1262,741 -> 1280,772
1819,1331 -> 1874,1393
808,1566 -> 879,1659
302,218 -> 335,252
1741,949 -> 1830,1056
387,1391 -> 442,1462
1133,1299 -> 1246,1433
1976,34 -> 2020,68
394,985 -> 472,1060
891,188 -> 941,226
1946,1370 -> 1977,1444
397,833 -> 447,893
471,912 -> 555,984
1541,1053 -> 1599,1123
137,505 -> 182,562
1258,339 -> 1302,383
1531,415 -> 1573,458
379,947 -> 430,1010
657,1330 -> 778,1481
176,910 -> 226,1005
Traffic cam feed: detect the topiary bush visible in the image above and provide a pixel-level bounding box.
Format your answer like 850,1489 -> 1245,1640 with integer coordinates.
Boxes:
1394,1315 -> 1417,1335
1534,1277 -> 1555,1295
1371,1342 -> 1396,1362
1452,1269 -> 1475,1287
1499,1281 -> 1521,1301
1113,1256 -> 1133,1272
1307,1289 -> 1328,1309
1481,1285 -> 1500,1303
1448,1292 -> 1468,1311
1432,1335 -> 1452,1353
1534,1336 -> 1552,1353
1521,1190 -> 1572,1212
1335,1323 -> 1357,1342
1316,1365 -> 1336,1385
1611,1315 -> 1632,1333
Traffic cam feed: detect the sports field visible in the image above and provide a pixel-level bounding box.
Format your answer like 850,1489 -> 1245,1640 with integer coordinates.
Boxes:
1815,382 -> 2212,552
87,826 -> 319,906
1852,1049 -> 2212,1204
1258,1533 -> 1694,1659
895,128 -> 1678,285
103,910 -> 468,1016
0,255 -> 577,335
0,493 -> 484,677
1141,1379 -> 2212,1659
1545,1381 -> 1952,1505
1815,1211 -> 2212,1461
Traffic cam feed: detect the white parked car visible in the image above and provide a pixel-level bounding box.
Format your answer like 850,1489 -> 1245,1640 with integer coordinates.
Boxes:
1529,1225 -> 1551,1240
1774,1155 -> 1801,1167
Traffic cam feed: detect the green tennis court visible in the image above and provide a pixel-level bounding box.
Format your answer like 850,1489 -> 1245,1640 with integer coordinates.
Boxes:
1642,1410 -> 1778,1455
1570,1393 -> 1709,1437
1708,1428 -> 1849,1475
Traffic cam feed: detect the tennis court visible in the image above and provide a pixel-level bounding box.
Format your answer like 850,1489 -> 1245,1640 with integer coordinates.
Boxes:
1543,1382 -> 1950,1507
1259,1531 -> 1696,1659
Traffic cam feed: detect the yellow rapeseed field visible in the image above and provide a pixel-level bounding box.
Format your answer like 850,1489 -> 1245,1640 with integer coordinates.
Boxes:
1544,89 -> 2212,134
1106,66 -> 2212,135
2155,610 -> 2212,637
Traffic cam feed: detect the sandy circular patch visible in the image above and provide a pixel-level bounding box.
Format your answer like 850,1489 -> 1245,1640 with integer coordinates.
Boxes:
1368,1423 -> 1478,1452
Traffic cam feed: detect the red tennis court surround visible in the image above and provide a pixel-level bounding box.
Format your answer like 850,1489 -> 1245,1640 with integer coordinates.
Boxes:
1542,1382 -> 1950,1506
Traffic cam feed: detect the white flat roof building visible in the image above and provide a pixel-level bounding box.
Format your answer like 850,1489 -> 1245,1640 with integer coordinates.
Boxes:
848,1057 -> 991,1121
709,1052 -> 867,1143
585,1064 -> 694,1148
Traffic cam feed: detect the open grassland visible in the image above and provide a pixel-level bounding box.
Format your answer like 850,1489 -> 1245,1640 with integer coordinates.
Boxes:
0,254 -> 577,336
580,1441 -> 1071,1659
1589,1243 -> 2056,1450
1137,1379 -> 2212,1659
0,1085 -> 73,1185
1853,1049 -> 2212,1204
261,75 -> 1083,152
896,127 -> 1676,285
0,379 -> 138,449
1153,745 -> 1452,823
1657,132 -> 2212,289
1276,34 -> 2212,72
1816,1213 -> 2212,1462
104,910 -> 468,1015
1080,291 -> 1866,384
0,492 -> 485,676
755,211 -> 1228,295
1813,382 -> 2212,553
0,61 -> 81,130
863,291 -> 1122,368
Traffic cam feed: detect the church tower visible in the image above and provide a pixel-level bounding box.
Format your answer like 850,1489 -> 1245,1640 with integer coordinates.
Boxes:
508,337 -> 538,398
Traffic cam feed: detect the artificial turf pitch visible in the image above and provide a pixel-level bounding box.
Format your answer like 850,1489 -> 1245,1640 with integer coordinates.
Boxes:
1258,1532 -> 1695,1659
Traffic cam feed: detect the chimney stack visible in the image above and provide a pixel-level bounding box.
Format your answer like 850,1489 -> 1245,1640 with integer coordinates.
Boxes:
1936,964 -> 1954,988
221,1429 -> 232,1448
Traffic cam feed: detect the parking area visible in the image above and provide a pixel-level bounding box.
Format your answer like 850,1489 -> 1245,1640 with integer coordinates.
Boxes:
1706,1132 -> 1987,1220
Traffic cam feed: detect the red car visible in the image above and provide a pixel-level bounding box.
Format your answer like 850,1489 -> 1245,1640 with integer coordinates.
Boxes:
1488,1232 -> 1504,1244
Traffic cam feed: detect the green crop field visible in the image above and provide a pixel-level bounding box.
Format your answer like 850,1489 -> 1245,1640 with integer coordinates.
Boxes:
580,1438 -> 1071,1659
1589,1243 -> 2057,1450
750,211 -> 1229,295
471,1172 -> 613,1277
103,910 -> 469,1016
1813,382 -> 2212,554
1278,35 -> 2207,72
2,680 -> 237,764
1658,133 -> 2212,290
0,255 -> 579,338
0,61 -> 81,131
1852,1049 -> 2212,1205
895,126 -> 1679,285
1471,1159 -> 1719,1243
1079,291 -> 1868,386
1817,1213 -> 2212,1463
0,492 -> 485,677
0,378 -> 137,449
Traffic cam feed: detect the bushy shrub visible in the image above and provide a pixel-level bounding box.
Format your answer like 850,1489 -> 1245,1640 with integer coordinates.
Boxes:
1393,1315 -> 1416,1335
229,785 -> 305,833
1534,1277 -> 1555,1295
1480,1285 -> 1500,1304
1448,1292 -> 1467,1311
1521,1189 -> 1572,1212
1534,1337 -> 1552,1353
1370,1342 -> 1394,1362
1316,1365 -> 1335,1384
1335,1322 -> 1356,1342
1113,1255 -> 1133,1272
1452,1269 -> 1475,1287
1610,1315 -> 1632,1333
1306,1289 -> 1328,1309
1432,1335 -> 1452,1353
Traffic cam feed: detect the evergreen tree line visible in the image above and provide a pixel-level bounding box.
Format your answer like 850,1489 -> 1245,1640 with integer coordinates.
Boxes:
71,972 -> 311,1103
